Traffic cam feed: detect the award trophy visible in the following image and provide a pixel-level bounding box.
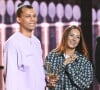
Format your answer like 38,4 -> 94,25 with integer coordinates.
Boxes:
44,62 -> 64,89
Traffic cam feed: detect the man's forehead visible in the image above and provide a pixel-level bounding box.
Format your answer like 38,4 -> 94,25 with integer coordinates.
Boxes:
22,7 -> 34,11
21,7 -> 35,14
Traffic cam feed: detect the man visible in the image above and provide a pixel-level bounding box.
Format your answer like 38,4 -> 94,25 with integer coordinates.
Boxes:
95,36 -> 100,83
3,4 -> 46,90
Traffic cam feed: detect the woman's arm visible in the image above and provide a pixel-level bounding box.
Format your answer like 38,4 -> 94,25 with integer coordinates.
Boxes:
65,56 -> 93,89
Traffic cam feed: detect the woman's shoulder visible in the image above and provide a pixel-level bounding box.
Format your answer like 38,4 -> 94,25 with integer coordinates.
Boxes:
47,49 -> 62,58
75,51 -> 90,63
49,49 -> 62,55
48,50 -> 57,56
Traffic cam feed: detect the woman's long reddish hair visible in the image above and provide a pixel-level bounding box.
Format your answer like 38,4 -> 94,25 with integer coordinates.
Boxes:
54,25 -> 89,58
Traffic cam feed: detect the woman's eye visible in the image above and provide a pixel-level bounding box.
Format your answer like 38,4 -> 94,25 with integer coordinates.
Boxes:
69,34 -> 74,36
77,36 -> 80,39
69,34 -> 80,39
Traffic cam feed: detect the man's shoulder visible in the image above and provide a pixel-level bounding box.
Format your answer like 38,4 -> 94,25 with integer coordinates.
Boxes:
32,35 -> 41,44
4,32 -> 19,47
32,35 -> 40,41
97,36 -> 100,42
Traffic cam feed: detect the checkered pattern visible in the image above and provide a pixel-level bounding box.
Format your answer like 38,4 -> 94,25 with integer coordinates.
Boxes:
45,51 -> 93,90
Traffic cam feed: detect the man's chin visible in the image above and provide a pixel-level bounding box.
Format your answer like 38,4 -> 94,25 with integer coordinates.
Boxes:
27,29 -> 34,32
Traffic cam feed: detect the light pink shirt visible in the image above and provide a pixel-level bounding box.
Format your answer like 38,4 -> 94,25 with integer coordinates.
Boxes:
3,32 -> 46,90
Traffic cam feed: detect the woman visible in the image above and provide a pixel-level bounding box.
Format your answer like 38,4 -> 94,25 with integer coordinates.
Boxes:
45,25 -> 93,90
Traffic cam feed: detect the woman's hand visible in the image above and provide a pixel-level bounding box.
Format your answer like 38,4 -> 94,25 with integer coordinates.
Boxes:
63,54 -> 77,65
46,74 -> 59,88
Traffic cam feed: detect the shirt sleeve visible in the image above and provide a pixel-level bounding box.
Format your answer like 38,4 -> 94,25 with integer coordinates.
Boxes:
65,57 -> 93,89
3,43 -> 18,90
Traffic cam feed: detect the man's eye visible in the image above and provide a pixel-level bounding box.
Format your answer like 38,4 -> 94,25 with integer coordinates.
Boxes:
25,15 -> 31,17
33,15 -> 36,17
33,15 -> 37,18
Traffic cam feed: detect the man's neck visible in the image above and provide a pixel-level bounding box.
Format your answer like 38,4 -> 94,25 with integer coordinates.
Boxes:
19,28 -> 33,38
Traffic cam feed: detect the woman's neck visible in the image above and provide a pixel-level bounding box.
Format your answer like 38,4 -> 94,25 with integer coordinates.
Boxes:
65,49 -> 75,56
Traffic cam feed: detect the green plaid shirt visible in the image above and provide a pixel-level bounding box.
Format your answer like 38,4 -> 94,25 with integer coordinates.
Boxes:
45,51 -> 93,90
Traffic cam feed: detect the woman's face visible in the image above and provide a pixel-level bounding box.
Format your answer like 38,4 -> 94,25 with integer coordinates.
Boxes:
67,28 -> 80,49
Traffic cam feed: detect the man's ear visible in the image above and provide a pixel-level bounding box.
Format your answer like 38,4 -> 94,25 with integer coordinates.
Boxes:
16,17 -> 21,23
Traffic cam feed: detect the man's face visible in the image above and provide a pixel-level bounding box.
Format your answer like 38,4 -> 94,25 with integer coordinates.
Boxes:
17,7 -> 37,31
